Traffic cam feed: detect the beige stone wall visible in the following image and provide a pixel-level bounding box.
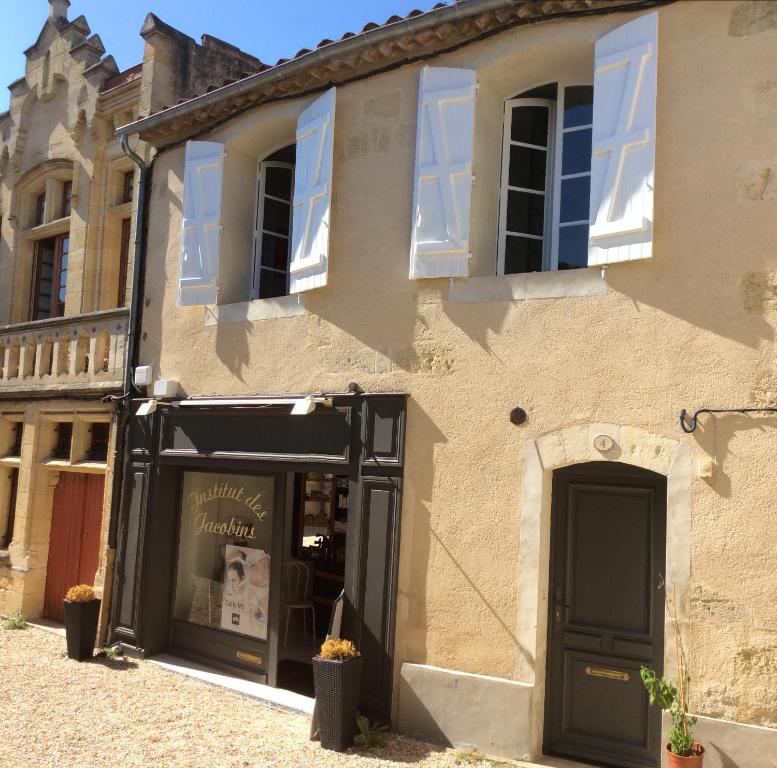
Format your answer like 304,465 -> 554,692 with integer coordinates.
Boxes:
138,1 -> 777,730
0,402 -> 114,622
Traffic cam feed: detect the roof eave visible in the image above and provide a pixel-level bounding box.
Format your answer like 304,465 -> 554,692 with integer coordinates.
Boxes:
119,0 -> 670,146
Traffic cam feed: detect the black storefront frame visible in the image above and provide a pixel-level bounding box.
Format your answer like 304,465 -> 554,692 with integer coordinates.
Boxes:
109,394 -> 406,719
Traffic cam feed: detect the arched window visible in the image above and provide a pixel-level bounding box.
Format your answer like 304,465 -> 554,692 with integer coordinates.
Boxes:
251,144 -> 295,299
498,82 -> 593,274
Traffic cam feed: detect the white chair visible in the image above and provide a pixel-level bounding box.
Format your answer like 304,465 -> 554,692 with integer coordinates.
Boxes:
282,560 -> 316,649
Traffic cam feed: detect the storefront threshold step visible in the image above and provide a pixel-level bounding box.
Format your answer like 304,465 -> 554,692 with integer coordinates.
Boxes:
149,654 -> 315,715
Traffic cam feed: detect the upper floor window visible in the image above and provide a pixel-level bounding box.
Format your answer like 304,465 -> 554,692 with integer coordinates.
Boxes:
31,234 -> 69,320
61,181 -> 72,218
34,192 -> 46,227
252,145 -> 295,300
117,217 -> 131,307
498,83 -> 593,275
122,170 -> 134,204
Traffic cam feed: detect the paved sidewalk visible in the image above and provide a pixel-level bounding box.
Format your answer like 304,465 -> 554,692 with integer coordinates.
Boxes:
2,625 -> 552,768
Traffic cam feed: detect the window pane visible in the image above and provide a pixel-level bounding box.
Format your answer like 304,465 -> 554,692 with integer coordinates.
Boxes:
174,472 -> 274,641
564,86 -> 594,128
262,196 -> 291,237
509,145 -> 547,191
264,166 -> 293,200
260,233 -> 290,271
562,128 -> 592,176
258,268 -> 288,299
510,105 -> 549,146
506,190 -> 545,237
558,224 -> 589,270
504,235 -> 543,274
560,176 -> 591,223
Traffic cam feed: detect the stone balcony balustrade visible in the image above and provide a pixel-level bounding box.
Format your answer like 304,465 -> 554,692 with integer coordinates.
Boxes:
0,308 -> 128,395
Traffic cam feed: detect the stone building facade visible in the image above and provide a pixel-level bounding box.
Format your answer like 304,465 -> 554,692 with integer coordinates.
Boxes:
110,0 -> 777,766
0,0 -> 260,637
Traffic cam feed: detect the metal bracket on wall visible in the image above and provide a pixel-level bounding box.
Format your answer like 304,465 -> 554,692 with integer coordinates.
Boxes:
679,406 -> 777,433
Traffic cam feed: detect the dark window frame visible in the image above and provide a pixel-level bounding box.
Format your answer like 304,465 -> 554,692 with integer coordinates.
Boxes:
2,468 -> 18,548
52,422 -> 73,460
34,192 -> 46,227
61,180 -> 72,218
9,422 -> 23,457
122,170 -> 134,204
30,233 -> 69,320
87,422 -> 110,462
117,217 -> 131,307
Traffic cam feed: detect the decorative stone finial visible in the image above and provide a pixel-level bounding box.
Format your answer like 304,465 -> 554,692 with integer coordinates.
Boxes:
49,0 -> 70,21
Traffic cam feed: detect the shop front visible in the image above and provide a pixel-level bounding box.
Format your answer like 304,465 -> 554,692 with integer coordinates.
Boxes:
109,394 -> 405,718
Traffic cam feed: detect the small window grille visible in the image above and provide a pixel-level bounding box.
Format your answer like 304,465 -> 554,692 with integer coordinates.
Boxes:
122,171 -> 134,204
52,422 -> 72,460
9,423 -> 22,457
87,423 -> 110,462
61,181 -> 72,218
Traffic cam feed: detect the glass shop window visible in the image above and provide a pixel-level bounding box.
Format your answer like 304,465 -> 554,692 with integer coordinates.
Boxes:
498,83 -> 593,274
174,472 -> 274,641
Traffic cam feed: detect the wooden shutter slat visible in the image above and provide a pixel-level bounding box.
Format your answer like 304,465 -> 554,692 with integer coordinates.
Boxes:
409,67 -> 476,279
588,11 -> 658,266
178,140 -> 224,306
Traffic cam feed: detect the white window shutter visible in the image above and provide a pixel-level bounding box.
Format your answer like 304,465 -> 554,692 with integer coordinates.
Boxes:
409,66 -> 476,279
178,140 -> 224,306
588,11 -> 657,266
289,88 -> 335,294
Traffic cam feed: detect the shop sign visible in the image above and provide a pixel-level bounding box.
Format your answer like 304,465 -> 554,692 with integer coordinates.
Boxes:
188,480 -> 268,539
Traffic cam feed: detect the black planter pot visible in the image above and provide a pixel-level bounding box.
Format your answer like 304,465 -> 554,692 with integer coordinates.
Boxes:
63,599 -> 100,661
312,655 -> 363,751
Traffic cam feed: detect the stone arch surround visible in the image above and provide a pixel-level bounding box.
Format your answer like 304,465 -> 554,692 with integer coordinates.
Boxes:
516,423 -> 693,756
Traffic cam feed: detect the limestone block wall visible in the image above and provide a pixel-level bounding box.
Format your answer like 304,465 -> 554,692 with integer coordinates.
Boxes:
0,402 -> 114,625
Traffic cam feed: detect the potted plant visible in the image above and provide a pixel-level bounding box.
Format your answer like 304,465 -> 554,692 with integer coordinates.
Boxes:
312,638 -> 362,751
63,584 -> 100,661
641,587 -> 704,766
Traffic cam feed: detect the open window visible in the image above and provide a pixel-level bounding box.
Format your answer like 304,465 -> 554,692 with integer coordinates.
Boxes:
498,83 -> 593,274
30,234 -> 69,320
251,145 -> 295,300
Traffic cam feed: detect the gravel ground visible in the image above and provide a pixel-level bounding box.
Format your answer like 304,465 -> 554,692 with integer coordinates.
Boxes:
0,625 -> 508,768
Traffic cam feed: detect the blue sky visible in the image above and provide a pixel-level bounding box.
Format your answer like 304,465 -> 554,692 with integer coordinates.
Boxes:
1,0 -> 441,105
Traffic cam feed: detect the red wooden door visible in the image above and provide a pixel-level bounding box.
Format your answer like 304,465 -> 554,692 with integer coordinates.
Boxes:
43,473 -> 105,622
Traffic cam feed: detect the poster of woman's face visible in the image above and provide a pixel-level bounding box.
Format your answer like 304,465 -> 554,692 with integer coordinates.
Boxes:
221,545 -> 270,640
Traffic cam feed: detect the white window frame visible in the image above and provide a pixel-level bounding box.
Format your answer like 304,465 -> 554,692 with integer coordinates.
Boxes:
497,97 -> 556,275
498,81 -> 593,274
251,159 -> 295,300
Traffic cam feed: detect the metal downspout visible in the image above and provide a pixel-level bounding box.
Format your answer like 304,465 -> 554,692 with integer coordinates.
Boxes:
102,134 -> 152,641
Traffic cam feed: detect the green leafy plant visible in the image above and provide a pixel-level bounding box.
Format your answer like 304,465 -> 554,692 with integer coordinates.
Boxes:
640,584 -> 699,757
95,644 -> 120,659
2,610 -> 27,630
353,713 -> 389,748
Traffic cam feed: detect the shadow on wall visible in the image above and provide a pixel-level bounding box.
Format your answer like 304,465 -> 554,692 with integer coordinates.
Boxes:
396,400 -> 446,666
691,413 -> 777,499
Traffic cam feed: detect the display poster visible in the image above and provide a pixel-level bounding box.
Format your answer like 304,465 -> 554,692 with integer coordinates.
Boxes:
220,544 -> 271,640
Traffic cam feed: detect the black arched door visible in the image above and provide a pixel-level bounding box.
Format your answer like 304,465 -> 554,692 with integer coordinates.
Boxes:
544,462 -> 666,767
